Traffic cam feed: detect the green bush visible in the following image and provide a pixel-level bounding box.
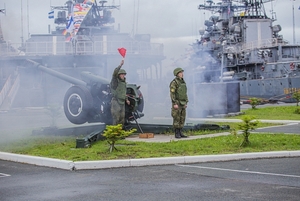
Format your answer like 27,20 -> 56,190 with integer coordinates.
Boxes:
238,115 -> 260,147
102,124 -> 136,153
249,97 -> 261,109
292,91 -> 300,106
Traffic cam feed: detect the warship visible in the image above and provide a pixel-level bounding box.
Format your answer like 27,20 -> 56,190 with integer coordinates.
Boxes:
0,1 -> 238,136
0,0 -> 241,119
0,0 -> 165,110
189,0 -> 300,102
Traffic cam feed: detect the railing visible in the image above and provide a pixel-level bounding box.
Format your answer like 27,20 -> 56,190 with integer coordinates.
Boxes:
0,42 -> 24,56
0,40 -> 164,57
0,75 -> 11,107
0,73 -> 20,109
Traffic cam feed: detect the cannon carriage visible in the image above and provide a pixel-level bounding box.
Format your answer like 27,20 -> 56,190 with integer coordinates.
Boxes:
25,59 -> 144,125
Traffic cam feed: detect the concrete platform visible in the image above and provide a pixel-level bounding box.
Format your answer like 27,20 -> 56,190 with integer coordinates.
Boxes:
125,132 -> 231,143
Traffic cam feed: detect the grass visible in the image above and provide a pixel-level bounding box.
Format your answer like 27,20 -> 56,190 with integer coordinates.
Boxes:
232,105 -> 300,120
0,105 -> 299,161
0,134 -> 299,161
188,122 -> 276,135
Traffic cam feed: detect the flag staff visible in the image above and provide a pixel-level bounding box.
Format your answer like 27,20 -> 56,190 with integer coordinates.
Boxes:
21,0 -> 24,44
27,0 -> 30,39
292,0 -> 295,44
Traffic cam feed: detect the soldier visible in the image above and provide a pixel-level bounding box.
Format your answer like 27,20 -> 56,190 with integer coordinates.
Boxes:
170,67 -> 188,139
110,59 -> 130,126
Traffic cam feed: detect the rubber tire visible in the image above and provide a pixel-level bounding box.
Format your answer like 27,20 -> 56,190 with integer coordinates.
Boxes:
137,89 -> 144,112
63,85 -> 93,124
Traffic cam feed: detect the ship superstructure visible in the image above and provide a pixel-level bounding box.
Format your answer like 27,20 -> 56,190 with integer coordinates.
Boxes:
190,0 -> 300,101
0,1 -> 165,109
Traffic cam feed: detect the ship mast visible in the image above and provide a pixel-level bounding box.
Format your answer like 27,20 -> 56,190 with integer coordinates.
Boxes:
292,0 -> 296,44
198,0 -> 274,18
0,8 -> 5,42
21,0 -> 24,44
27,0 -> 30,39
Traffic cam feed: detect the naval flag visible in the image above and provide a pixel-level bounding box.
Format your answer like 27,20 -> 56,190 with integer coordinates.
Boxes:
48,10 -> 54,19
66,16 -> 74,33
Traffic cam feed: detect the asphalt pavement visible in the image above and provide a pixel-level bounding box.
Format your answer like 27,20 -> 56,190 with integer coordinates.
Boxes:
1,157 -> 300,201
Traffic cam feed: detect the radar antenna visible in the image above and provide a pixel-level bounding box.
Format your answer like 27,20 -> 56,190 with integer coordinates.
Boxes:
0,8 -> 5,14
198,0 -> 275,19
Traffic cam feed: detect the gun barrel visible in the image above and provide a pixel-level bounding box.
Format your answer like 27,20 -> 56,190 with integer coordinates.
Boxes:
80,71 -> 110,85
26,59 -> 87,86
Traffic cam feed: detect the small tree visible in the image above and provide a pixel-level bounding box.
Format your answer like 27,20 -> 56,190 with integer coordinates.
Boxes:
292,91 -> 300,106
238,115 -> 260,147
102,124 -> 136,153
249,97 -> 261,109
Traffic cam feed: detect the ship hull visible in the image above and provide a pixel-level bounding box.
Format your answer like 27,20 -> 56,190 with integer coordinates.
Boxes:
239,76 -> 300,102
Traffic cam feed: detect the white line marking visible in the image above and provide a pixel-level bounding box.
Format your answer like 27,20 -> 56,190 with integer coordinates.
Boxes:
0,173 -> 11,177
176,164 -> 300,178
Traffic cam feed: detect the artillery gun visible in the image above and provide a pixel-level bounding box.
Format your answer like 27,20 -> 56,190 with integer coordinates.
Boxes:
25,59 -> 144,125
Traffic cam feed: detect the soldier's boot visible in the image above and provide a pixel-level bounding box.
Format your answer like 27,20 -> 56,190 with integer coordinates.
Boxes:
175,128 -> 181,139
179,128 -> 188,138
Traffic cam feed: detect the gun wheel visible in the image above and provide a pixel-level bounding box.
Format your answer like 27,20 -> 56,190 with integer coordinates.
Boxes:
137,89 -> 144,112
63,85 -> 93,124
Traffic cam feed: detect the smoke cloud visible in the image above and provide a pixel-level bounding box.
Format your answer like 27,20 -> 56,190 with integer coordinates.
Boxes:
0,0 -> 298,144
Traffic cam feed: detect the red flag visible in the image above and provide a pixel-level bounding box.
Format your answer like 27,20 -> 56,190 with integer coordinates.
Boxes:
118,48 -> 126,58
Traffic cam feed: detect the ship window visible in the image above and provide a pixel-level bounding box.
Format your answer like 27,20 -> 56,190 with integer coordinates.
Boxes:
270,83 -> 272,85
280,82 -> 282,85
249,84 -> 251,86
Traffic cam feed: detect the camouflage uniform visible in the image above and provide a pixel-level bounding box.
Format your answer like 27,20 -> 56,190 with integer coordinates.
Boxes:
170,67 -> 188,138
110,63 -> 127,126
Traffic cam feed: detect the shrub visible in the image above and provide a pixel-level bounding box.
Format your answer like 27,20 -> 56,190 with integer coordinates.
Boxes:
102,124 -> 136,153
238,115 -> 260,147
292,91 -> 300,106
249,97 -> 261,109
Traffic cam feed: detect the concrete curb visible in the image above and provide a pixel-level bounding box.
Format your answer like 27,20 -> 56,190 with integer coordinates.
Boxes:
0,152 -> 75,170
183,151 -> 300,163
74,151 -> 300,170
188,118 -> 300,124
74,159 -> 131,169
1,151 -> 300,170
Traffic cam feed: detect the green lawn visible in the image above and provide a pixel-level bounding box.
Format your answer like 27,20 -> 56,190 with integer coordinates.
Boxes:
0,105 -> 299,161
0,133 -> 299,161
235,105 -> 300,120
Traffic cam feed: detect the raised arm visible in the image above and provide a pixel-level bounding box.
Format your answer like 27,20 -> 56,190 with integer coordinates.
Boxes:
112,60 -> 124,78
